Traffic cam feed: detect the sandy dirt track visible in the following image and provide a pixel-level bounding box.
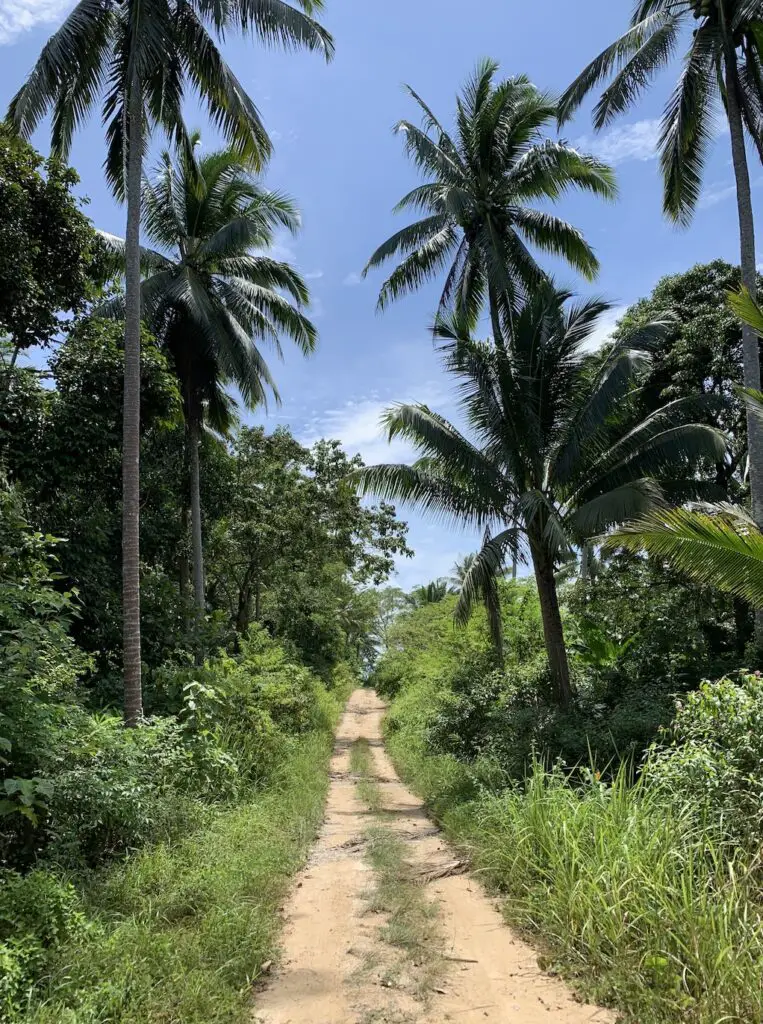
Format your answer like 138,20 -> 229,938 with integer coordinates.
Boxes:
253,688 -> 615,1024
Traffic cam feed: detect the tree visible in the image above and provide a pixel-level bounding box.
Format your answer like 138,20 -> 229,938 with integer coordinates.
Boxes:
612,260 -> 749,500
1,318 -> 181,679
206,428 -> 411,672
363,59 -> 616,340
8,0 -> 333,724
559,0 -> 763,586
357,286 -> 725,705
102,136 -> 316,620
406,579 -> 452,607
448,555 -> 477,590
608,503 -> 763,608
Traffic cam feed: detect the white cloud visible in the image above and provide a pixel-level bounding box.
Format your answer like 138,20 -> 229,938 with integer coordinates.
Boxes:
582,305 -> 629,352
303,269 -> 324,280
699,180 -> 738,209
575,118 -> 661,165
0,0 -> 73,43
0,0 -> 76,43
343,271 -> 362,286
302,385 -> 447,466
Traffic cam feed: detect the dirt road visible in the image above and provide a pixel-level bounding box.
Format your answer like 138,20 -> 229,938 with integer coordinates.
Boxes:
253,688 -> 615,1024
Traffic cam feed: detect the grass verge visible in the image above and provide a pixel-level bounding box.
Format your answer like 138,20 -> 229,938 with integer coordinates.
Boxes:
350,738 -> 445,1001
386,709 -> 763,1024
21,727 -> 339,1023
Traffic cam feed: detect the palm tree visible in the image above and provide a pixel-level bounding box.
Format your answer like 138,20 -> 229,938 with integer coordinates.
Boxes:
406,579 -> 452,607
363,59 -> 616,342
357,287 -> 725,705
449,554 -> 477,590
102,137 -> 316,621
7,0 -> 333,724
558,0 -> 763,558
607,503 -> 763,606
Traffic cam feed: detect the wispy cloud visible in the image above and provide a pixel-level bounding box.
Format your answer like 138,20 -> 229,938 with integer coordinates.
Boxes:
302,385 -> 447,466
0,0 -> 72,44
699,180 -> 738,209
303,269 -> 324,280
343,271 -> 362,286
575,118 -> 661,165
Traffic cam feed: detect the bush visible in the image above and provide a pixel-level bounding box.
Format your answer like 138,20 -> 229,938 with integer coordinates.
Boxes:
0,870 -> 87,1018
646,671 -> 763,845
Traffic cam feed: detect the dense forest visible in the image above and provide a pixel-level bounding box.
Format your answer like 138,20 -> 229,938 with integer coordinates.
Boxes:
3,0 -> 763,1022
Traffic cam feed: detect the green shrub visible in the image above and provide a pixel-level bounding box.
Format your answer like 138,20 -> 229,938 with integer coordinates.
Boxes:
647,671 -> 763,844
0,870 -> 87,1018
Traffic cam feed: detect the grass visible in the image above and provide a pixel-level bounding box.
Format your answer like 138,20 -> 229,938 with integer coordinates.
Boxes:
386,717 -> 763,1024
20,729 -> 337,1024
350,737 -> 383,813
349,737 -> 445,1001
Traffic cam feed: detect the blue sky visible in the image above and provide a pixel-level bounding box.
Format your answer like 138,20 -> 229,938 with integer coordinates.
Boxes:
1,0 -> 760,589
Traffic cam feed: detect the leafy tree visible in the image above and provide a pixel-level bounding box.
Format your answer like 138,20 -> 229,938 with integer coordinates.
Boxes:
8,0 -> 333,723
1,319 -> 182,679
613,260 -> 749,497
559,0 -> 763,578
102,136 -> 316,619
358,287 -> 724,705
207,428 -> 411,672
0,126 -> 100,376
364,59 -> 615,340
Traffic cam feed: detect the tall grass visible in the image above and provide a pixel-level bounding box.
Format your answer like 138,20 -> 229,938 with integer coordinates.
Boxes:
19,729 -> 338,1024
386,712 -> 763,1023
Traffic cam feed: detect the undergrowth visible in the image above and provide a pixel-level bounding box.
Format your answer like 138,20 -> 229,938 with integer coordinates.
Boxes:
386,693 -> 763,1024
10,686 -> 350,1024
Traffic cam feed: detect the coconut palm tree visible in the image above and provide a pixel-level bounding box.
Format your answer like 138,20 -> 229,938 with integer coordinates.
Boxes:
357,287 -> 725,705
610,298 -> 763,607
7,0 -> 333,724
101,137 -> 316,620
363,59 -> 616,341
406,579 -> 452,607
558,0 -> 763,557
449,554 -> 477,590
607,502 -> 763,606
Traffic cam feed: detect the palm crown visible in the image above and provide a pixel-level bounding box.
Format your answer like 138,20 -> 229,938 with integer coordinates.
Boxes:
558,0 -> 763,224
103,135 -> 316,412
357,287 -> 725,703
8,0 -> 333,189
364,59 -> 616,331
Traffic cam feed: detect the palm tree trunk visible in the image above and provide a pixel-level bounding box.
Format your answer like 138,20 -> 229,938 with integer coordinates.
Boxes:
531,548 -> 574,707
179,502 -> 191,631
188,416 -> 205,616
724,39 -> 763,647
122,74 -> 143,727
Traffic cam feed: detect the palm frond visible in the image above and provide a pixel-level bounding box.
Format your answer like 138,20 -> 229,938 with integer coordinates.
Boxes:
605,504 -> 763,605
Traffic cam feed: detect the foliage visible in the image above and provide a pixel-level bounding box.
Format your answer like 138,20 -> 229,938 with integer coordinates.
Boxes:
647,671 -> 763,845
365,59 -> 615,324
0,126 -> 100,361
8,727 -> 342,1024
608,503 -> 763,608
359,285 -> 724,702
612,260 -> 749,500
208,427 -> 411,672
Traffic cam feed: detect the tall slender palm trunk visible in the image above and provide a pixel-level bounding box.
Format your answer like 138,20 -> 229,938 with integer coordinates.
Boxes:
724,39 -> 763,645
188,416 -> 205,616
530,544 -> 574,707
122,77 -> 143,727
